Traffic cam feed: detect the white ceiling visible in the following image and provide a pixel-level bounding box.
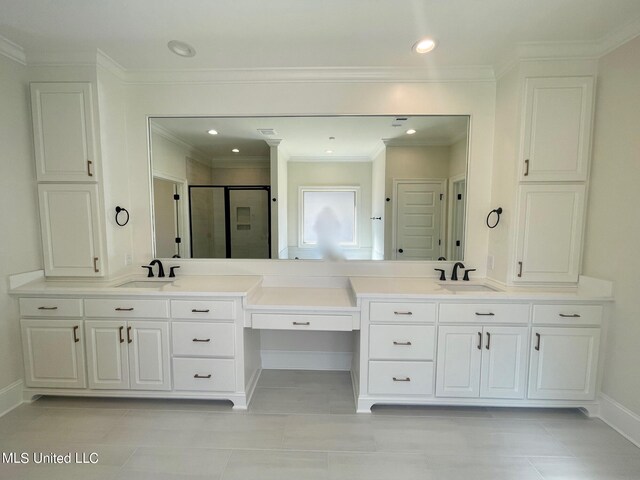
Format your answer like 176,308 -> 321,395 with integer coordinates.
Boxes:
1,0 -> 640,71
151,116 -> 469,160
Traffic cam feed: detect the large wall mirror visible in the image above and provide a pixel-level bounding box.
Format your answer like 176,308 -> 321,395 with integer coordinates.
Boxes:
149,115 -> 469,261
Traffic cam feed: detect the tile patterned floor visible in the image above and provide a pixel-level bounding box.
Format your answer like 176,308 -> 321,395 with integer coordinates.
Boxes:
1,370 -> 639,479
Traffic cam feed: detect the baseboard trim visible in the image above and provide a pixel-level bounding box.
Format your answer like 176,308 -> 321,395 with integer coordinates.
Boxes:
0,379 -> 24,418
598,393 -> 640,448
261,350 -> 352,371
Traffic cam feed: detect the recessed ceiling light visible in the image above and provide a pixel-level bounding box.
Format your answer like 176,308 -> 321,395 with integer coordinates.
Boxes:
326,150 -> 333,154
406,129 -> 417,135
413,38 -> 438,54
207,129 -> 218,135
232,148 -> 240,153
168,40 -> 196,57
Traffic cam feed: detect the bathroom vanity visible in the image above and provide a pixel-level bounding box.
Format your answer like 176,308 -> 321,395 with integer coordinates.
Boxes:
11,273 -> 609,413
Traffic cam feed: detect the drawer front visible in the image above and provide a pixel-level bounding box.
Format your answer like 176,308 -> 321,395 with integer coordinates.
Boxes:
19,298 -> 83,318
369,325 -> 435,360
172,358 -> 235,392
533,304 -> 602,326
171,300 -> 236,320
251,313 -> 353,331
368,361 -> 434,396
439,303 -> 530,324
172,322 -> 235,357
85,299 -> 169,318
369,302 -> 436,323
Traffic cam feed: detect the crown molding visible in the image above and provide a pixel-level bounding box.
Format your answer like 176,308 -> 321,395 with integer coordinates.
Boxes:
384,139 -> 453,147
210,157 -> 270,169
0,34 -> 26,65
598,15 -> 640,57
288,155 -> 372,163
96,49 -> 127,80
121,65 -> 496,85
150,123 -> 211,162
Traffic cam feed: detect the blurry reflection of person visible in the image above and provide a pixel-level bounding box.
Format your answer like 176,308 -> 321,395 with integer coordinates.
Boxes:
313,206 -> 345,261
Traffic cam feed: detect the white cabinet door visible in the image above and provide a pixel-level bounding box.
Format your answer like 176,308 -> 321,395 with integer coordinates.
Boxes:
21,319 -> 86,388
480,327 -> 529,399
85,321 -> 129,390
38,183 -> 103,277
528,327 -> 600,400
30,82 -> 98,182
520,77 -> 594,182
128,321 -> 171,391
514,184 -> 585,283
436,326 -> 482,398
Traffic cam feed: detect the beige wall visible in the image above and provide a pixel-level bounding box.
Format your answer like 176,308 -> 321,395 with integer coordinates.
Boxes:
449,137 -> 468,178
287,161 -> 372,258
0,55 -> 43,391
583,35 -> 640,415
384,145 -> 452,259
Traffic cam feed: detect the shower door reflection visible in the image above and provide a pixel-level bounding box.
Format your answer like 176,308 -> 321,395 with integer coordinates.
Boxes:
189,186 -> 271,259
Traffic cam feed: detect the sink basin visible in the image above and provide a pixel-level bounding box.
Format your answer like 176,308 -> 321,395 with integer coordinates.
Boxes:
442,284 -> 499,293
117,280 -> 173,289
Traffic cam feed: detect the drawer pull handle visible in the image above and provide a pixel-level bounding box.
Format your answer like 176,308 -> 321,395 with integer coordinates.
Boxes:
393,311 -> 413,316
293,322 -> 310,326
475,312 -> 495,316
524,159 -> 530,176
393,377 -> 411,382
127,326 -> 132,344
477,332 -> 482,350
193,338 -> 211,343
93,257 -> 100,273
192,309 -> 210,313
393,341 -> 412,346
37,306 -> 58,310
535,332 -> 541,351
194,374 -> 212,379
73,326 -> 80,343
118,326 -> 124,343
87,159 -> 94,177
517,261 -> 523,278
559,313 -> 581,318
115,307 -> 134,312
486,332 -> 491,350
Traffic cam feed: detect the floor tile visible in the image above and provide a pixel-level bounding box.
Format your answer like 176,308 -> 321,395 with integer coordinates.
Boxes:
283,414 -> 376,452
328,452 -> 432,480
530,455 -> 640,479
222,450 -> 328,480
122,446 -> 231,478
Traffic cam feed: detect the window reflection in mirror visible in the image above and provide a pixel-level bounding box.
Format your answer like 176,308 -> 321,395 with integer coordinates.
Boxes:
149,116 -> 469,261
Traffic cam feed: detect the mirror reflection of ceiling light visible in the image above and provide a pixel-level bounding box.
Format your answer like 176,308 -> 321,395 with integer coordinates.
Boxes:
232,148 -> 240,153
413,38 -> 438,54
406,129 -> 417,135
207,129 -> 218,135
168,40 -> 196,57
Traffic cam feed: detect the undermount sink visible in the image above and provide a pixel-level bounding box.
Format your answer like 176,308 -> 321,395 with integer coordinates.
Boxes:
442,283 -> 499,293
117,280 -> 173,289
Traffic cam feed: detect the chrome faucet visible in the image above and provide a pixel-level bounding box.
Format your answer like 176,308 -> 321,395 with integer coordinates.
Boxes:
142,259 -> 165,278
451,262 -> 465,281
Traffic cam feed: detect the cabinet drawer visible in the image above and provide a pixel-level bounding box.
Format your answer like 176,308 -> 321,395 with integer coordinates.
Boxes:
251,313 -> 353,331
171,300 -> 236,320
533,304 -> 602,326
439,303 -> 530,324
19,298 -> 83,318
172,358 -> 235,392
369,325 -> 435,360
368,361 -> 434,396
85,299 -> 169,318
172,322 -> 235,357
369,302 -> 436,323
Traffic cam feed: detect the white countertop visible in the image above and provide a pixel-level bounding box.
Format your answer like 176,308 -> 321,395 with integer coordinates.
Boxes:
11,274 -> 263,298
10,272 -> 612,303
348,277 -> 613,302
246,286 -> 358,311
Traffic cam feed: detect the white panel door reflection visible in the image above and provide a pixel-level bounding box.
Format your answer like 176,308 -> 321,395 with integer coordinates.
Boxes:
394,181 -> 444,260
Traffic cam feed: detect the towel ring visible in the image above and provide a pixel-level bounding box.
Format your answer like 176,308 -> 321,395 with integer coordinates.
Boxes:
115,206 -> 130,227
486,207 -> 502,229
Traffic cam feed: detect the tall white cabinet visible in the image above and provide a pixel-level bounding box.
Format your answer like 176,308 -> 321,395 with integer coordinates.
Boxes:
31,82 -> 105,277
511,75 -> 595,284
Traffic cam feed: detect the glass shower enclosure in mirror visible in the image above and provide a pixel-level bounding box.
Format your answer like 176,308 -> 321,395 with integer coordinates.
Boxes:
149,115 -> 469,261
